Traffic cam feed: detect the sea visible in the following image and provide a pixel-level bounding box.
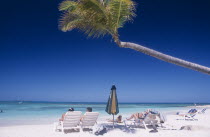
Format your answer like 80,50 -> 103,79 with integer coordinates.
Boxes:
0,101 -> 208,126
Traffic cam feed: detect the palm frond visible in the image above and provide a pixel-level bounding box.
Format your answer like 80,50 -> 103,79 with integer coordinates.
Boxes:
109,0 -> 136,31
58,0 -> 136,39
59,0 -> 77,11
59,12 -> 83,32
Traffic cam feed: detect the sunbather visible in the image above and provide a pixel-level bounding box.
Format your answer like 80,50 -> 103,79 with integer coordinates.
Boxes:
126,109 -> 151,120
107,115 -> 122,123
59,108 -> 74,121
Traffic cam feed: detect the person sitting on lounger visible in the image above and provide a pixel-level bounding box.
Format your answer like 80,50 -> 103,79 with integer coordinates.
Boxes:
86,107 -> 92,112
80,107 -> 92,121
59,108 -> 74,121
107,115 -> 122,123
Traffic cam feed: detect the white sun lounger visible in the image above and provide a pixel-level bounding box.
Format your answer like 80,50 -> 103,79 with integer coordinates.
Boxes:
54,111 -> 82,133
177,109 -> 198,121
124,113 -> 162,131
80,112 -> 99,131
137,113 -> 159,130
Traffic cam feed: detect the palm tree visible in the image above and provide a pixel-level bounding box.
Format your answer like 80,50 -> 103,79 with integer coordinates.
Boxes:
58,0 -> 210,75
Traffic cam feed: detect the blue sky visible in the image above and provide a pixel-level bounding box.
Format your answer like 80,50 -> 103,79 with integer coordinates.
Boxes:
0,0 -> 210,103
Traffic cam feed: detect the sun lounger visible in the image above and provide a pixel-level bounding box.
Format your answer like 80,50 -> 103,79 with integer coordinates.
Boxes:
184,113 -> 198,121
198,108 -> 207,114
80,112 -> 99,131
137,113 -> 159,130
124,113 -> 163,131
54,111 -> 82,133
177,109 -> 197,115
177,109 -> 198,121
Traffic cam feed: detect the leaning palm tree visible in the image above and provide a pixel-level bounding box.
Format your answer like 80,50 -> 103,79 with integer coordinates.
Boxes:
58,0 -> 210,75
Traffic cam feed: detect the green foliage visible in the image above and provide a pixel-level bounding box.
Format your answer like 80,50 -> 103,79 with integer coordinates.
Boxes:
59,1 -> 77,11
58,0 -> 136,40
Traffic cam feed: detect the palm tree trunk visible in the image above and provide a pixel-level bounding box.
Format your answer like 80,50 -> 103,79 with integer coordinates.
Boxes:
120,42 -> 210,75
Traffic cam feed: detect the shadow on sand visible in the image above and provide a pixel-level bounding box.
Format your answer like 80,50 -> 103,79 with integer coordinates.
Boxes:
57,124 -> 160,135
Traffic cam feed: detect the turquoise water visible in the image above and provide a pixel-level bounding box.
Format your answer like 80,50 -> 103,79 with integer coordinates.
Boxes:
0,101 -> 208,126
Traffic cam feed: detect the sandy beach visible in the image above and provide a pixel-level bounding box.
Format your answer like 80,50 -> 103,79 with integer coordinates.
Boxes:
0,106 -> 209,137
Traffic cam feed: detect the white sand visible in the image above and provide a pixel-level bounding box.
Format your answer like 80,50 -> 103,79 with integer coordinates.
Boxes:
0,106 -> 210,137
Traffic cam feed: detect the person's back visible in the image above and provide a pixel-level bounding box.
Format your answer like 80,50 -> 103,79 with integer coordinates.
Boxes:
80,107 -> 93,121
59,108 -> 74,121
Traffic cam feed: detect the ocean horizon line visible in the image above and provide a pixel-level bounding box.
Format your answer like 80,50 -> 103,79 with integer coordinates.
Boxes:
0,100 -> 209,104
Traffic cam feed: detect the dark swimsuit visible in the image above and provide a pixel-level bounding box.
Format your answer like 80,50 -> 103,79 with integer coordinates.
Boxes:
137,113 -> 144,119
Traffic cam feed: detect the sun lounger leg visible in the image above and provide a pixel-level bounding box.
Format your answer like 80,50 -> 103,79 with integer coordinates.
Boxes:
54,123 -> 56,131
123,120 -> 127,127
143,121 -> 148,131
54,122 -> 57,131
151,121 -> 157,130
80,127 -> 84,133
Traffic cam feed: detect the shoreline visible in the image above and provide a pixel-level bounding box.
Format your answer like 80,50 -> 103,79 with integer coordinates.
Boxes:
0,106 -> 209,137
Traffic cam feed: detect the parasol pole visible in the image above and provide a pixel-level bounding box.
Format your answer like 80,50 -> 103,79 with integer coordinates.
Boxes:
113,114 -> 114,128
